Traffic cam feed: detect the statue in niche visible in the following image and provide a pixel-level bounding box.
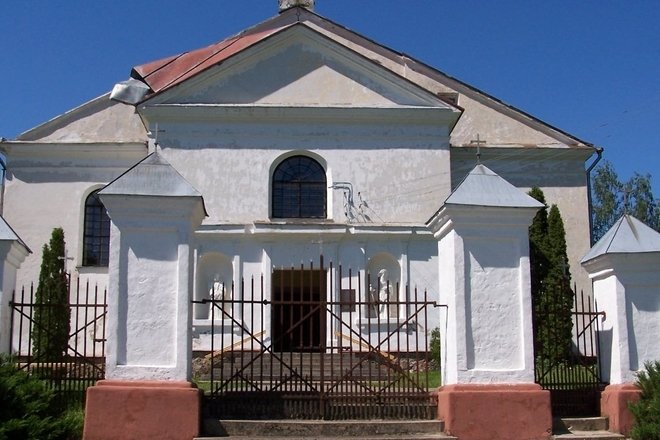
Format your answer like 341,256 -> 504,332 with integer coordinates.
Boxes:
370,269 -> 395,319
208,274 -> 231,320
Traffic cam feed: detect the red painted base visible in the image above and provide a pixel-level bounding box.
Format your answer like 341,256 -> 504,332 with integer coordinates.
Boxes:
601,383 -> 641,436
437,384 -> 551,440
83,380 -> 201,440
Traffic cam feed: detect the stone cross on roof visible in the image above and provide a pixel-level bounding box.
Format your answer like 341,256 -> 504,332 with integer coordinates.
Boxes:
469,134 -> 486,164
279,0 -> 315,12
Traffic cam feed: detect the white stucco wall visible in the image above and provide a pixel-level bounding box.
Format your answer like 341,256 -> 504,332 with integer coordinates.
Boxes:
0,240 -> 29,353
103,195 -> 202,381
17,96 -> 146,143
432,206 -> 537,385
154,118 -> 451,226
191,226 -> 441,352
1,143 -> 147,290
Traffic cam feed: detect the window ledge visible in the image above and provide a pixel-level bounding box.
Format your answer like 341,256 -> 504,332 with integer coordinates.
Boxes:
76,265 -> 109,275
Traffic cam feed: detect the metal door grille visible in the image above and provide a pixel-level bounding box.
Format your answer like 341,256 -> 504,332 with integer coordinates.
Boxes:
193,257 -> 437,420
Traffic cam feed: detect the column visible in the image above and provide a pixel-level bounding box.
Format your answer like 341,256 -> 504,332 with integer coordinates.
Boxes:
427,164 -> 550,440
83,153 -> 206,440
0,216 -> 30,354
581,215 -> 660,436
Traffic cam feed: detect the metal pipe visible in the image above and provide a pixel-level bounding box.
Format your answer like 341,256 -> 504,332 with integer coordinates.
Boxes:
585,147 -> 604,246
0,155 -> 6,216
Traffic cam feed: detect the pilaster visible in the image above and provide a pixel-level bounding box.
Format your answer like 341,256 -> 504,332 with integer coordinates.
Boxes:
84,152 -> 205,440
0,217 -> 30,354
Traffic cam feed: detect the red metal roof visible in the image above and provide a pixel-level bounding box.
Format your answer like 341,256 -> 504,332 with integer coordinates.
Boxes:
126,6 -> 591,148
132,8 -> 302,97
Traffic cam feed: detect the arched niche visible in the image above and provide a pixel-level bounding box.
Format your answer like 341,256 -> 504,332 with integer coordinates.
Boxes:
195,252 -> 233,321
366,253 -> 401,319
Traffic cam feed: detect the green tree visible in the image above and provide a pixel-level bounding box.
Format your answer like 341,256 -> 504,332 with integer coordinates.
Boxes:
528,187 -> 549,300
528,188 -> 574,363
544,204 -> 574,360
592,160 -> 660,242
31,228 -> 70,361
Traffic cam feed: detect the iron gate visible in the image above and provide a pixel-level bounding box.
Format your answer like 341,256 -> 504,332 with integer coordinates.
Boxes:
193,258 -> 438,420
534,287 -> 606,417
9,276 -> 107,409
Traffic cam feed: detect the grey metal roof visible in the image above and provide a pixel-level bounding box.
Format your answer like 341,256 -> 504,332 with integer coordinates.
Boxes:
581,214 -> 660,263
100,152 -> 202,198
0,215 -> 31,252
444,164 -> 544,208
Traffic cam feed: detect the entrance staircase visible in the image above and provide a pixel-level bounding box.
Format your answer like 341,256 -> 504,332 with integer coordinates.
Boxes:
551,418 -> 626,439
195,417 -> 629,439
195,420 -> 456,440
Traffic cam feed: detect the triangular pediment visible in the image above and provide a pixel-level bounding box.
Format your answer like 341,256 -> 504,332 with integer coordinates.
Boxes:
148,25 -> 455,110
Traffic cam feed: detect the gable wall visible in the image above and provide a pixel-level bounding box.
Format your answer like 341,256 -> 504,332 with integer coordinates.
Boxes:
18,98 -> 147,143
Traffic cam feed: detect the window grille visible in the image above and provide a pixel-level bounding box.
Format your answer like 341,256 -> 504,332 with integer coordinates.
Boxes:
272,156 -> 326,218
82,190 -> 110,266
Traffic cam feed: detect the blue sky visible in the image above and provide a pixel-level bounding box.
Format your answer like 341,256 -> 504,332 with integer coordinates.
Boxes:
2,1 -> 659,193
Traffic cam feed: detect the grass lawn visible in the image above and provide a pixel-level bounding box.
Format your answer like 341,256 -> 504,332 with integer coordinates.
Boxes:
194,370 -> 442,394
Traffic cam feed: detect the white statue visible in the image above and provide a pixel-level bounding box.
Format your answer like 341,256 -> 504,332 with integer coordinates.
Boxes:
370,269 -> 394,319
208,274 -> 230,319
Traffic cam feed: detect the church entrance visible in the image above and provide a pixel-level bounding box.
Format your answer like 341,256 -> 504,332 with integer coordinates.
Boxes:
271,269 -> 326,352
195,257 -> 436,420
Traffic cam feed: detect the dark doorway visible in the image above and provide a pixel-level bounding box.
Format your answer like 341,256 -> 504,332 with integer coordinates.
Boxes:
271,269 -> 326,352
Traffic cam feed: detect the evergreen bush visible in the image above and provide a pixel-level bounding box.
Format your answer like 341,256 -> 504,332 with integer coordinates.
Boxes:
528,188 -> 574,364
0,355 -> 82,440
629,360 -> 660,440
430,327 -> 441,368
31,228 -> 70,361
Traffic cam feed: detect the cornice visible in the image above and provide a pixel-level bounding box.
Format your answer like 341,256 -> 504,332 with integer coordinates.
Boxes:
139,104 -> 457,125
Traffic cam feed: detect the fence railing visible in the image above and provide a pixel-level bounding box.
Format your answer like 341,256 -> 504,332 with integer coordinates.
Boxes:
192,257 -> 439,420
9,276 -> 107,409
533,286 -> 606,417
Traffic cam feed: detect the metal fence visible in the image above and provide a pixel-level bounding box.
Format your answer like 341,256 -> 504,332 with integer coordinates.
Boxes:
193,257 -> 438,420
9,276 -> 107,409
534,286 -> 606,417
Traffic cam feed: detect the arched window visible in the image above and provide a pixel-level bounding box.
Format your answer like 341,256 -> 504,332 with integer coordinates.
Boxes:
272,155 -> 326,219
82,190 -> 110,266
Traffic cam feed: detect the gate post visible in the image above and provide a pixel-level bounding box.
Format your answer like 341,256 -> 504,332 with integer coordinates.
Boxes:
427,165 -> 551,440
581,214 -> 660,436
0,216 -> 30,354
83,153 -> 206,440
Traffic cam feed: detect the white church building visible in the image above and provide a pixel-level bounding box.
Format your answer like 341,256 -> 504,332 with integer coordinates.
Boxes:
1,2 -> 596,300
0,0 -> 600,370
4,3 -> 636,438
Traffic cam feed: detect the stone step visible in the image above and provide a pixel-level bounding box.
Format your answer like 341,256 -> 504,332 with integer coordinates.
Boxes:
195,436 -> 456,440
551,431 -> 625,440
200,420 -> 452,438
551,417 -> 625,440
201,352 -> 412,382
553,417 -> 609,432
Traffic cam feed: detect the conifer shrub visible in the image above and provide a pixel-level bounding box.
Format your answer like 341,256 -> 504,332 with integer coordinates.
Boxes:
430,327 -> 441,369
629,361 -> 660,440
0,355 -> 82,440
31,228 -> 70,361
528,188 -> 574,364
